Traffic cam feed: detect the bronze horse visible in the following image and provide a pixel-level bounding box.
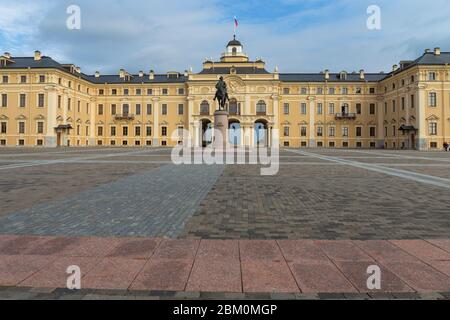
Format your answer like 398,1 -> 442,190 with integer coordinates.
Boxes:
214,77 -> 230,111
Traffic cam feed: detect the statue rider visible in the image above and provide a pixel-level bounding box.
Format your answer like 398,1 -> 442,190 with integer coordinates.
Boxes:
214,76 -> 229,110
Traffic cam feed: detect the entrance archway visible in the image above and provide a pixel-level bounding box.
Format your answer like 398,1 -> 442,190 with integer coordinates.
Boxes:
201,119 -> 212,147
255,119 -> 268,147
229,119 -> 241,146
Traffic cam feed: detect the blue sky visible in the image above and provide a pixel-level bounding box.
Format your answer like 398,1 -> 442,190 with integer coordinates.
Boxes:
1,0 -> 449,74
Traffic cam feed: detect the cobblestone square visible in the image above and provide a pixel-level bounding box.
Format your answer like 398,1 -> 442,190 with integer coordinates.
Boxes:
0,147 -> 450,239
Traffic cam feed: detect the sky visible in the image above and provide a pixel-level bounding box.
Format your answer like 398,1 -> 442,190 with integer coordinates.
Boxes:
0,0 -> 449,75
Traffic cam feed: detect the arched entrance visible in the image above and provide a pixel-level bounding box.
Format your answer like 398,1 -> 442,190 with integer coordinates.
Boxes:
201,119 -> 212,147
229,119 -> 241,146
255,119 -> 268,147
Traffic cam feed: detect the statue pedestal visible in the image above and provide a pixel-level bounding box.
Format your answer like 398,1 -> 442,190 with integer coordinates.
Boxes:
213,110 -> 229,149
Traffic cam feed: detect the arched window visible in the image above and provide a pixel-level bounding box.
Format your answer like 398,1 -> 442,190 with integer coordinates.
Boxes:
200,101 -> 210,115
229,98 -> 238,115
341,103 -> 349,115
256,100 -> 266,115
232,47 -> 237,55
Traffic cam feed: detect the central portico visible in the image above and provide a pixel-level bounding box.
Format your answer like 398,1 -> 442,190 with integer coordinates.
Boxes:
187,37 -> 278,148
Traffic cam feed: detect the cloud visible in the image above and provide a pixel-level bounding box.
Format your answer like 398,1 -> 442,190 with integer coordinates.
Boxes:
0,0 -> 449,74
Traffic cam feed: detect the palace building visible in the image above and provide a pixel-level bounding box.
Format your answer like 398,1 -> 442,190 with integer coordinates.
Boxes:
0,38 -> 449,150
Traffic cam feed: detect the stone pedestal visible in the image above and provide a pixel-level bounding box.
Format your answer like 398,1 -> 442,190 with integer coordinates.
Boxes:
213,110 -> 229,149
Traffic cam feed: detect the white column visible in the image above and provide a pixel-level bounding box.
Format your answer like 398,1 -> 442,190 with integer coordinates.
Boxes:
45,86 -> 58,147
89,98 -> 96,146
309,98 -> 315,147
153,97 -> 160,146
417,85 -> 427,150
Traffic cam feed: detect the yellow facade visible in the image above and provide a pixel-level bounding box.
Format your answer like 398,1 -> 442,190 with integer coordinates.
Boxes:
0,43 -> 449,150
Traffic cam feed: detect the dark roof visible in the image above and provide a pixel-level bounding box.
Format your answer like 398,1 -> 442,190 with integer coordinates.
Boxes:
0,56 -> 187,84
227,36 -> 242,47
386,51 -> 450,78
198,67 -> 270,75
84,74 -> 187,84
279,73 -> 386,83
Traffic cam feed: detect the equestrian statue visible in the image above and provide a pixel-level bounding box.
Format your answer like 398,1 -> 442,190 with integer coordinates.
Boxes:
214,76 -> 230,111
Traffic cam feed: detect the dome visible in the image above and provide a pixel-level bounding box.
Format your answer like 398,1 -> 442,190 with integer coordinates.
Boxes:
227,36 -> 242,47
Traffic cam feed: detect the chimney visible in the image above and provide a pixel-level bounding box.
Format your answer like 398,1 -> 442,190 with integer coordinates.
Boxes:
359,69 -> 365,80
434,47 -> 441,56
139,71 -> 144,77
119,69 -> 125,78
3,52 -> 11,59
424,48 -> 430,54
324,69 -> 330,80
149,70 -> 155,80
94,71 -> 100,78
34,50 -> 42,61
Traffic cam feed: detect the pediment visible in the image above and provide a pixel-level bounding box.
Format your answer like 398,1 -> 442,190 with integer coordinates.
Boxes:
15,114 -> 27,120
426,114 -> 439,121
0,115 -> 9,120
34,114 -> 45,120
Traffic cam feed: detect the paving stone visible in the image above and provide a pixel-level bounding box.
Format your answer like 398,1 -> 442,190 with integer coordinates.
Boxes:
353,240 -> 417,262
239,240 -> 284,261
315,240 -> 374,262
383,261 -> 450,292
278,240 -> 330,263
289,261 -> 357,293
130,259 -> 193,292
241,260 -> 299,293
390,240 -> 450,261
0,255 -> 56,286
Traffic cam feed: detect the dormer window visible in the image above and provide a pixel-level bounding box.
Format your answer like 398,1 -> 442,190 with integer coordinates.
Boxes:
230,67 -> 237,75
340,72 -> 347,80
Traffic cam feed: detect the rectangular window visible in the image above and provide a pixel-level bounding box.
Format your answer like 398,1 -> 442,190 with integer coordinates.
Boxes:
342,127 -> 349,137
317,103 -> 323,115
146,126 -> 152,136
20,75 -> 27,83
401,97 -> 405,110
98,104 -> 104,115
1,122 -> 7,134
356,103 -> 362,115
39,75 -> 45,83
328,103 -> 335,115
111,126 -> 116,136
356,127 -> 362,137
178,104 -> 184,115
136,104 -> 141,115
1,94 -> 7,107
300,103 -> 307,115
58,96 -> 62,108
429,122 -> 437,135
411,94 -> 415,108
283,127 -> 290,137
317,126 -> 323,137
123,104 -> 130,115
18,121 -> 25,134
37,122 -> 44,134
301,87 -> 308,95
135,126 -> 141,136
2,76 -> 8,83
124,89 -> 129,95
146,104 -> 152,115
283,103 -> 290,115
370,88 -> 376,94
77,100 -> 81,112
369,103 -> 376,115
393,126 -> 396,137
161,126 -> 167,136
147,89 -> 153,95
67,98 -> 71,111
136,89 -> 142,95
317,87 -> 323,95
123,127 -> 128,136
370,127 -> 376,137
38,94 -> 45,108
392,100 -> 396,113
178,88 -> 185,95
111,104 -> 117,115
97,126 -> 103,136
19,94 -> 26,108
162,104 -> 168,115
356,88 -> 362,94
328,88 -> 335,95
429,92 -> 437,107
428,72 -> 436,81
342,88 -> 348,95
112,89 -> 117,95
162,89 -> 168,95
329,127 -> 335,137
283,88 -> 290,95
301,126 -> 307,137
99,89 -> 104,95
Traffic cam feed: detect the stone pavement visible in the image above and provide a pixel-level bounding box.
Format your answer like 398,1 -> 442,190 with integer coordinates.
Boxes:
0,235 -> 449,297
0,164 -> 224,237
